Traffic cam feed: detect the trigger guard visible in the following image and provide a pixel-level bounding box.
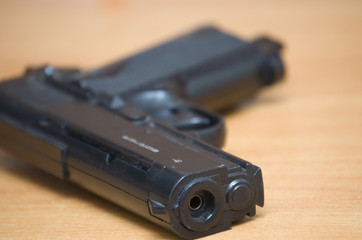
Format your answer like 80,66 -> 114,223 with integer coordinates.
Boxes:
186,118 -> 226,148
153,106 -> 226,148
126,89 -> 226,147
171,107 -> 226,148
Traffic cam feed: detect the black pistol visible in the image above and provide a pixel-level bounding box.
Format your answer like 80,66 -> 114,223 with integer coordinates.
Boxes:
0,26 -> 284,239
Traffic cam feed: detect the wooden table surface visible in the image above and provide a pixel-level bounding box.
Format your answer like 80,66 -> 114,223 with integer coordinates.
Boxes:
0,0 -> 361,239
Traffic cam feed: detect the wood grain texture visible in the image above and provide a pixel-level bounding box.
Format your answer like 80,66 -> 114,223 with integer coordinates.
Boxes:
0,0 -> 361,239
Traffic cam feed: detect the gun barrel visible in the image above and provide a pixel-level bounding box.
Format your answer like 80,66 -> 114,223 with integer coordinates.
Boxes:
0,78 -> 263,239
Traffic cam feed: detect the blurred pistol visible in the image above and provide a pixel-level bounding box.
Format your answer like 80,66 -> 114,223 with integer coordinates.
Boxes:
0,26 -> 284,239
